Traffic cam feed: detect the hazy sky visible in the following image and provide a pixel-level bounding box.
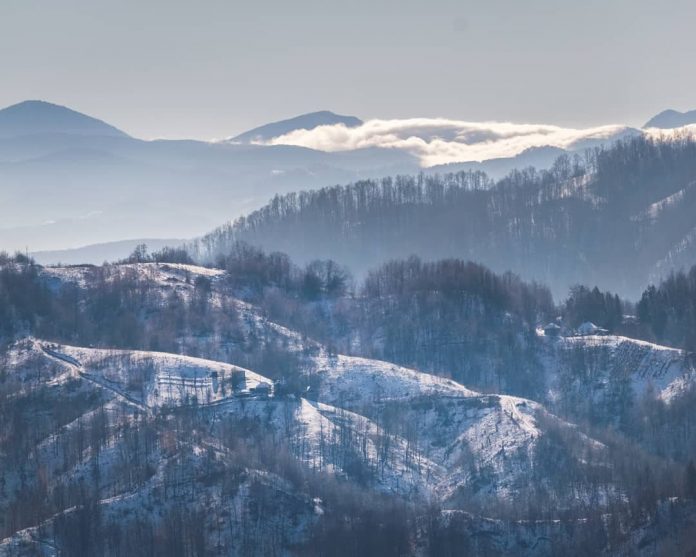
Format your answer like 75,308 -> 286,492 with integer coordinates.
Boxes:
1,0 -> 695,140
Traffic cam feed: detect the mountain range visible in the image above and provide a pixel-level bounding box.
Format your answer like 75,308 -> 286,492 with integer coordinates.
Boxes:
1,99 -> 692,257
0,102 -> 416,254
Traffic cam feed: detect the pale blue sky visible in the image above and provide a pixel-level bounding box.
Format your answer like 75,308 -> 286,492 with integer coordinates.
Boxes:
1,0 -> 695,139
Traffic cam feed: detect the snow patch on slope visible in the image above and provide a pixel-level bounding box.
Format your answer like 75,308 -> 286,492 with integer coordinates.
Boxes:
40,341 -> 271,409
315,353 -> 476,407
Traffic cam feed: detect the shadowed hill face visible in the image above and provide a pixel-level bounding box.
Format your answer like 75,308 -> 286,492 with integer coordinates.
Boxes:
0,100 -> 128,138
644,109 -> 696,129
231,110 -> 363,143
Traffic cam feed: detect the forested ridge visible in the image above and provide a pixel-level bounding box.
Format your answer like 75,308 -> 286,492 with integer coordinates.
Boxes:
195,135 -> 696,299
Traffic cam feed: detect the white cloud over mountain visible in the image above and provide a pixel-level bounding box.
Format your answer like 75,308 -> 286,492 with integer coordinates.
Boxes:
261,118 -> 634,166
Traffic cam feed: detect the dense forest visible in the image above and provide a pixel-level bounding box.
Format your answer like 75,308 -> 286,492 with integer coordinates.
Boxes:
193,135 -> 696,299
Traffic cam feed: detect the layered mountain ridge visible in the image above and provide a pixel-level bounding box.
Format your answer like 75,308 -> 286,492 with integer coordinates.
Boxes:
0,99 -> 688,256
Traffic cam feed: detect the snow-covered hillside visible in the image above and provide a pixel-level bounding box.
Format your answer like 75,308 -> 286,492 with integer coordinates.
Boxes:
3,260 -> 693,554
40,262 -> 696,413
0,334 -> 613,549
41,328 -> 628,505
540,333 -> 696,422
310,352 -> 610,505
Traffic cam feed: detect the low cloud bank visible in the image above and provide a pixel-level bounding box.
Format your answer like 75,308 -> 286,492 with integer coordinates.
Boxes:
261,118 -> 635,166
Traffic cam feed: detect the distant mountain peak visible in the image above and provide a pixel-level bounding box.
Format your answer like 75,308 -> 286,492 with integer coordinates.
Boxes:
0,99 -> 128,138
644,108 -> 696,129
231,110 -> 362,143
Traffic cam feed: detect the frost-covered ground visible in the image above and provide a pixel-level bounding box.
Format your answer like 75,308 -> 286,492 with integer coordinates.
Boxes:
314,353 -> 477,406
540,333 -> 696,406
310,350 -> 611,505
